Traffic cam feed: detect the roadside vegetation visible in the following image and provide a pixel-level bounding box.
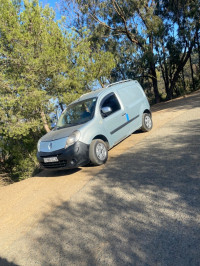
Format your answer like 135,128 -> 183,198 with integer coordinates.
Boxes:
0,0 -> 199,182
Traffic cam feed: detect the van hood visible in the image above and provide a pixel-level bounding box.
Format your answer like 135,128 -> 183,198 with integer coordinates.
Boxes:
40,124 -> 81,142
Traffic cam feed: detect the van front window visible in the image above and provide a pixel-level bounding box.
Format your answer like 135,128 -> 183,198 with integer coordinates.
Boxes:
57,98 -> 97,128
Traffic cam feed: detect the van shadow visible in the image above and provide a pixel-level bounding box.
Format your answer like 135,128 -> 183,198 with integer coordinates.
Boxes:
12,116 -> 200,265
0,257 -> 18,266
35,167 -> 81,178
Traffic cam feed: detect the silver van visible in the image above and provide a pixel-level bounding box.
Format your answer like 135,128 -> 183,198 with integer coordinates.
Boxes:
37,80 -> 152,169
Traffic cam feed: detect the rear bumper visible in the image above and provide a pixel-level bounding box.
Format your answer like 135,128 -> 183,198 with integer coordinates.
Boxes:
37,141 -> 89,170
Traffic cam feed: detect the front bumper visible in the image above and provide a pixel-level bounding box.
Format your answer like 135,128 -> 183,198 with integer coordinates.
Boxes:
37,141 -> 89,170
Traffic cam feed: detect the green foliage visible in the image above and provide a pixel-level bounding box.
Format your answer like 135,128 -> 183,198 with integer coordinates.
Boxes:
0,0 -> 116,181
64,0 -> 165,102
63,0 -> 200,101
3,136 -> 40,181
59,30 -> 116,104
155,0 -> 200,99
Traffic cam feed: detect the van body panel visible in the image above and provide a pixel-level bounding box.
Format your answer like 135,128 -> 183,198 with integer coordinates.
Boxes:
40,137 -> 68,153
94,91 -> 130,147
100,109 -> 130,147
40,125 -> 81,142
116,87 -> 141,133
37,79 -> 152,170
78,119 -> 106,145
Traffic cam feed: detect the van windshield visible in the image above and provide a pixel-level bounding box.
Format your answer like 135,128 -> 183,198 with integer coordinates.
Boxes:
57,98 -> 97,128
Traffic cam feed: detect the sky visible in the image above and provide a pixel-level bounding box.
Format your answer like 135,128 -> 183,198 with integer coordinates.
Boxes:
40,0 -> 62,19
40,0 -> 58,9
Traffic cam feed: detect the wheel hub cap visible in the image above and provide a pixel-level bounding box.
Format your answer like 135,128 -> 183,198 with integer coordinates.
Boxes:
96,143 -> 107,161
145,116 -> 152,128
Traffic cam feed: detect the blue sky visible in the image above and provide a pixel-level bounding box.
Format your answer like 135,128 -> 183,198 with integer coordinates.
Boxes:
40,0 -> 58,8
39,0 -> 62,19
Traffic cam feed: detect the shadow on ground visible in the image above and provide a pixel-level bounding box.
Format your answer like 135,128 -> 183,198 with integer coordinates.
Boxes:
14,107 -> 200,266
0,257 -> 18,266
36,167 -> 81,178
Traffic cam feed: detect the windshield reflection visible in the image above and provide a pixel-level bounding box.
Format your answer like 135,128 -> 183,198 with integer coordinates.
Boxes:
57,98 -> 97,129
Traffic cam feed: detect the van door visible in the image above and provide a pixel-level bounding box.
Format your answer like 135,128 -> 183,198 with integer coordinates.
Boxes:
116,84 -> 142,132
100,93 -> 130,146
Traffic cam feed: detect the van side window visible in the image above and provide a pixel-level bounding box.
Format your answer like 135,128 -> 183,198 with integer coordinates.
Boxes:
101,94 -> 121,117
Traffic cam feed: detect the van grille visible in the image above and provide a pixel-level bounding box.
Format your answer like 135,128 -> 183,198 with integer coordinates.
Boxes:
40,153 -> 62,158
41,160 -> 67,169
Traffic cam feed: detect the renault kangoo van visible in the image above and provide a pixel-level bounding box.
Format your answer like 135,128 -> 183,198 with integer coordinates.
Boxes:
37,80 -> 152,169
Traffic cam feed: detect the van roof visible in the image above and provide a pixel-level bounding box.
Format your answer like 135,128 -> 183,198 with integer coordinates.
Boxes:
74,79 -> 138,103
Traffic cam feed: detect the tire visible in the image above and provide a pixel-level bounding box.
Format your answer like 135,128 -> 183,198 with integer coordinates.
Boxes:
141,113 -> 153,132
89,139 -> 108,166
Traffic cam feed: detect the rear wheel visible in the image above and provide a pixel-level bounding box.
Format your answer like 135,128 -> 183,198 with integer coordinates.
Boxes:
89,139 -> 108,166
141,113 -> 153,132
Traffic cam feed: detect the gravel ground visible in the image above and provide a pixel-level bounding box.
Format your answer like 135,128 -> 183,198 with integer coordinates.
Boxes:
0,91 -> 199,266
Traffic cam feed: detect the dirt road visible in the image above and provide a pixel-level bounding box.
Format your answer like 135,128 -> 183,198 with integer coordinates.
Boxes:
0,91 -> 199,265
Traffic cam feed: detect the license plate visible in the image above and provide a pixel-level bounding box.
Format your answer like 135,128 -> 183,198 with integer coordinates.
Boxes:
44,157 -> 58,163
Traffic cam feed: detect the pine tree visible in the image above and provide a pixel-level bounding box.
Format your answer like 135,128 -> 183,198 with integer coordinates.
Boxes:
0,0 -> 116,180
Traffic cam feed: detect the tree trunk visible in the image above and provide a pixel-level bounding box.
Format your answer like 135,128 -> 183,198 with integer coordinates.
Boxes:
166,86 -> 173,100
59,103 -> 64,112
189,54 -> 195,91
169,34 -> 197,98
160,44 -> 170,100
182,68 -> 186,92
164,80 -> 171,100
99,79 -> 105,88
140,70 -> 145,88
41,111 -> 50,133
149,35 -> 160,103
196,30 -> 200,79
149,63 -> 160,103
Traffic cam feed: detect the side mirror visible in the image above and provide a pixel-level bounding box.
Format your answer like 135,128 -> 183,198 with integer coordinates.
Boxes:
101,106 -> 112,116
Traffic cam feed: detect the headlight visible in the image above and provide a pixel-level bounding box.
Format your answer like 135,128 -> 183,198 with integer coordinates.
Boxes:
37,139 -> 41,152
65,130 -> 80,148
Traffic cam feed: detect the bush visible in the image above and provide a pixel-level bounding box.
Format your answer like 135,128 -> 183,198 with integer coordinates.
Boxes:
1,133 -> 42,182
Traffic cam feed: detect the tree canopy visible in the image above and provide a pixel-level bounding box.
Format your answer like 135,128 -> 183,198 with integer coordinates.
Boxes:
63,0 -> 200,100
0,0 -> 115,180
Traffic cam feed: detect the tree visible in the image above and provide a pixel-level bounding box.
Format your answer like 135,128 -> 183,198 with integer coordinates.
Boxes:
63,0 -> 200,101
156,0 -> 200,99
0,0 -> 116,180
56,29 -> 115,106
63,0 -> 164,102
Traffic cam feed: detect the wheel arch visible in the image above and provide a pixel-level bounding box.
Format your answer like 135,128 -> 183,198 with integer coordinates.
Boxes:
92,135 -> 110,149
143,109 -> 152,116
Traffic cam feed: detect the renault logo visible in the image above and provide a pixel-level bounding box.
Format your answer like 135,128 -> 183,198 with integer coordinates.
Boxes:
48,142 -> 52,150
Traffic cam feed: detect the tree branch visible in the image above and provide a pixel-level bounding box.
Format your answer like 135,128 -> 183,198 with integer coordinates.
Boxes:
89,9 -> 143,48
41,111 -> 50,133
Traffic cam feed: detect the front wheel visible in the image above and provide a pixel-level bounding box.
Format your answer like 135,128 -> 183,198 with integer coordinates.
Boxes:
89,139 -> 108,166
141,113 -> 153,132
